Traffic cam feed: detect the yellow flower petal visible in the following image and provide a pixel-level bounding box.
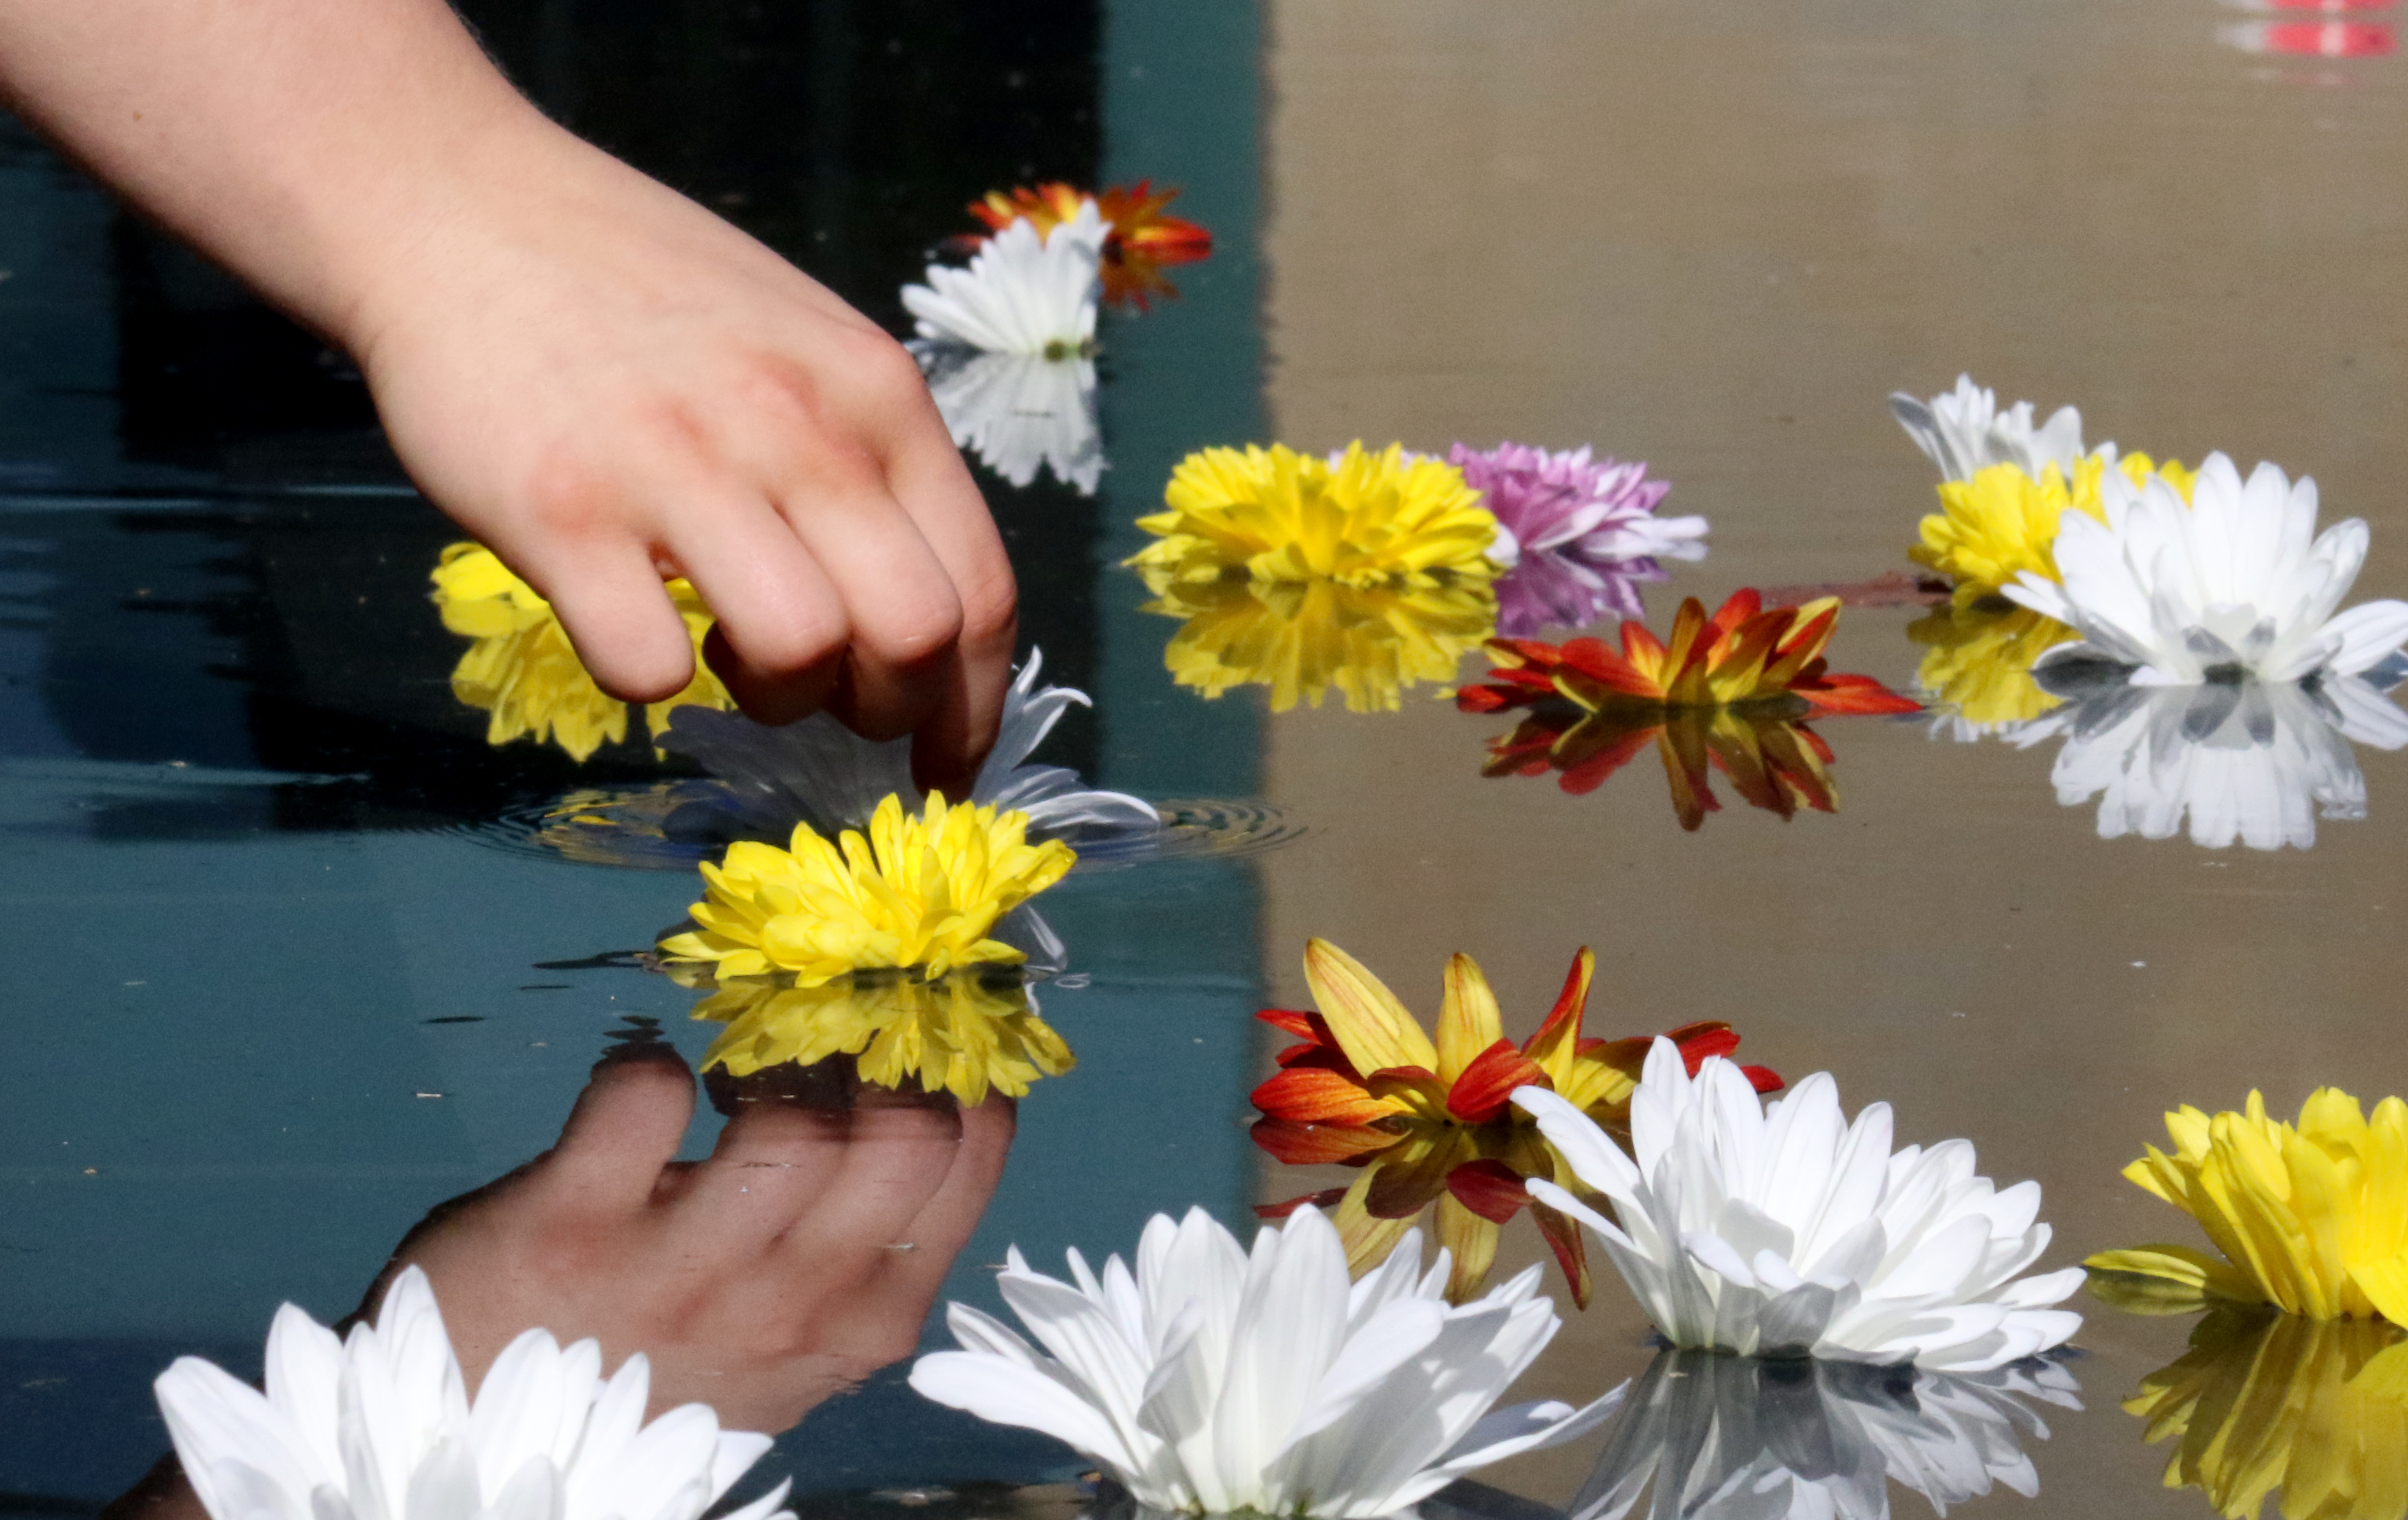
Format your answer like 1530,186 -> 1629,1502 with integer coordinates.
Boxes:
1301,938 -> 1441,1078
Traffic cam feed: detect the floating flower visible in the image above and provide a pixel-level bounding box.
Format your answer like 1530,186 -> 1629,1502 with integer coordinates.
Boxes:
907,1206 -> 1625,1519
920,348 -> 1102,493
1457,591 -> 1920,719
1574,1347 -> 2080,1520
1251,938 -> 1780,1305
2121,1308 -> 2408,1520
2006,453 -> 2408,686
691,971 -> 1070,1107
656,793 -> 1075,983
1128,441 -> 1502,591
1890,374 -> 2089,485
1908,600 -> 2077,741
902,201 -> 1104,358
2008,675 -> 2408,851
662,648 -> 1159,855
968,179 -> 1212,310
1911,454 -> 2191,600
2087,1087 -> 2408,1320
155,1265 -> 792,1520
1518,1040 -> 2085,1370
1449,442 -> 1706,636
1480,704 -> 1844,831
1140,567 -> 1496,714
429,543 -> 732,761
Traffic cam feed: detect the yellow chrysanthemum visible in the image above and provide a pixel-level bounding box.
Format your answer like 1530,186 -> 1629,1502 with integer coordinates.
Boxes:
1126,441 -> 1502,590
430,542 -> 732,761
2124,1307 -> 2408,1520
1906,600 -> 2079,732
657,792 -> 1076,983
692,971 -> 1072,1106
1913,453 -> 2195,598
2088,1088 -> 2408,1321
1141,574 -> 1496,714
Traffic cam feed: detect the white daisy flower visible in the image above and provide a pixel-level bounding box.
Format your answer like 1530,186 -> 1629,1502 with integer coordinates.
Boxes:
153,1265 -> 792,1520
1516,1041 -> 2084,1373
1888,375 -> 2088,484
902,202 -> 1104,358
2009,672 -> 2408,851
1570,1348 -> 2080,1520
923,348 -> 1103,494
2003,453 -> 2408,687
662,647 -> 1159,857
907,1206 -> 1625,1519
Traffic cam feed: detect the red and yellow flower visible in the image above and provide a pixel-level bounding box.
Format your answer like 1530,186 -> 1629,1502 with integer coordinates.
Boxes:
1456,589 -> 1920,719
967,179 -> 1213,309
1481,705 -> 1841,831
1251,938 -> 1781,1306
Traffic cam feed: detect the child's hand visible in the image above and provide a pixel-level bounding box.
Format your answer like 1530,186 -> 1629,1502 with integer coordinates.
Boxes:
350,127 -> 1015,791
0,0 -> 1015,789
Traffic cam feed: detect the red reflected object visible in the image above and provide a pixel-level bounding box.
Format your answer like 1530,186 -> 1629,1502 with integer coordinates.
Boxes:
2223,19 -> 2396,52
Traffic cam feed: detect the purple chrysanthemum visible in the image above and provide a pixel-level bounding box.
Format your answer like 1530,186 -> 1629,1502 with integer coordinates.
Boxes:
1451,442 -> 1708,636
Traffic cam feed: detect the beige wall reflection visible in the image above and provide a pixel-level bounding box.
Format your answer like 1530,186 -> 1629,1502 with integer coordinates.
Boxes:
1255,0 -> 2408,1509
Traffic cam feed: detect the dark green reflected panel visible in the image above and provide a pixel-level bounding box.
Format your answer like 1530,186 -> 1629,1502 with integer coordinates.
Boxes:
0,0 -> 1266,1505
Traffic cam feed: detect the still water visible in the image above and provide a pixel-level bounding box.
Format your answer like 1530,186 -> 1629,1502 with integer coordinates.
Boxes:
3,0 -> 2405,1516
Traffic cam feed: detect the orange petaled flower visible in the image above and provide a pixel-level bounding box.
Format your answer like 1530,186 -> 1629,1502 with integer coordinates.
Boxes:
1250,938 -> 1782,1307
1481,705 -> 1841,832
967,179 -> 1212,309
1457,589 -> 1920,719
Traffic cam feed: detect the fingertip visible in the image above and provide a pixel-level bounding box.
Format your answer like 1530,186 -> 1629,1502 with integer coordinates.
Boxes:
541,1051 -> 696,1207
540,565 -> 697,704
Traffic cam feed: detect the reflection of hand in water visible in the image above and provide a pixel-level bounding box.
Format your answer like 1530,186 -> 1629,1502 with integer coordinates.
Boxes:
375,1042 -> 1013,1434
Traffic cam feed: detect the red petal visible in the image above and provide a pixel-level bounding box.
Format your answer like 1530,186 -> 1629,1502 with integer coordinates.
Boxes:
1456,685 -> 1514,714
1256,1186 -> 1350,1220
1250,1066 -> 1408,1125
1664,1021 -> 1740,1069
1742,1064 -> 1786,1094
1249,1116 -> 1405,1166
1710,588 -> 1766,637
1444,1158 -> 1535,1224
1797,673 -> 1922,715
1256,1008 -> 1321,1039
1445,1039 -> 1549,1124
1532,1200 -> 1594,1309
1557,726 -> 1659,795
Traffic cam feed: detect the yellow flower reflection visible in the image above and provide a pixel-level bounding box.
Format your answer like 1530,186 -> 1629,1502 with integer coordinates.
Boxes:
429,543 -> 732,761
1142,574 -> 1496,714
2125,1307 -> 2408,1520
1913,453 -> 2193,598
657,793 -> 1076,983
1126,442 -> 1502,712
2088,1088 -> 2408,1322
693,971 -> 1072,1107
1907,599 -> 2079,735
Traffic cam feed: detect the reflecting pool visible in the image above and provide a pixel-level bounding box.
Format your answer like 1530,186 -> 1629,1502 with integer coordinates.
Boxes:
4,1 -> 2408,1517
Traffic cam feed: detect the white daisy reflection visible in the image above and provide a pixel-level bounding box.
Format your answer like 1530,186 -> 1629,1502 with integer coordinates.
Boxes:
921,347 -> 1103,495
1571,1349 -> 2079,1520
2009,666 -> 2408,850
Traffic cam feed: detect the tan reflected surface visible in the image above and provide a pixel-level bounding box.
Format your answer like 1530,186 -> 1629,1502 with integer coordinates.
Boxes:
1253,0 -> 2407,1515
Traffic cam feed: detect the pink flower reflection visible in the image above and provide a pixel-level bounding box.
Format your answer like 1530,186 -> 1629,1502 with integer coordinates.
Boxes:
2220,18 -> 2396,52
